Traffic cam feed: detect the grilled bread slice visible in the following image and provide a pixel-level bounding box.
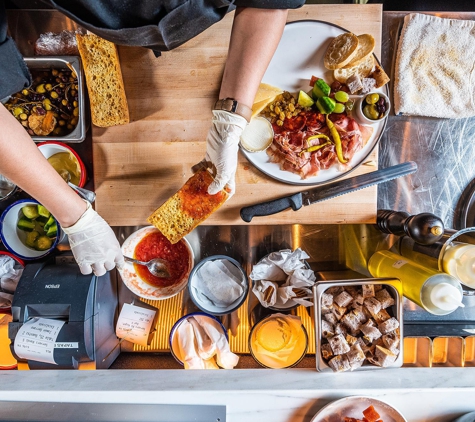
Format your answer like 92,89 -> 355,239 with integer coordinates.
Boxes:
343,34 -> 375,68
147,169 -> 229,244
324,32 -> 359,70
76,33 -> 129,127
333,54 -> 375,84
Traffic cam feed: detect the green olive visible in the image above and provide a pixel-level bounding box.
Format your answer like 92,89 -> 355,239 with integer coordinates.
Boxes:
365,93 -> 380,105
363,104 -> 379,120
36,84 -> 46,94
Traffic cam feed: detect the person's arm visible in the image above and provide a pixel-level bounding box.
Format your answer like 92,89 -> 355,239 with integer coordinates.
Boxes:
220,7 -> 288,109
0,103 -> 86,226
202,8 -> 288,195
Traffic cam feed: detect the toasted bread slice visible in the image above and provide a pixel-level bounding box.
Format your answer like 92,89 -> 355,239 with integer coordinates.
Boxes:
333,54 -> 375,84
76,33 -> 129,127
251,83 -> 283,119
343,34 -> 375,68
371,63 -> 390,88
147,169 -> 228,244
324,32 -> 359,70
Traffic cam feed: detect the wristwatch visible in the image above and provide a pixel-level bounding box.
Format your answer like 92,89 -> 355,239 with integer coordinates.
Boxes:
213,98 -> 252,122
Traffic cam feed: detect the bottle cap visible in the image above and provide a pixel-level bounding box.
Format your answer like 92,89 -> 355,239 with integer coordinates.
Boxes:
430,282 -> 464,311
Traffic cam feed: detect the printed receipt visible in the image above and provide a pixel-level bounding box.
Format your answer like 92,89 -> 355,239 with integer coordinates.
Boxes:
14,317 -> 65,365
116,303 -> 156,347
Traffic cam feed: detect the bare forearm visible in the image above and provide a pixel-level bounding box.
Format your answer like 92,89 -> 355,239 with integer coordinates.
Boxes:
0,104 -> 86,227
219,7 -> 288,108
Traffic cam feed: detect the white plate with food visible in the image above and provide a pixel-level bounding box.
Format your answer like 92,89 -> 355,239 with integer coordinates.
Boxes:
311,396 -> 407,422
241,20 -> 388,186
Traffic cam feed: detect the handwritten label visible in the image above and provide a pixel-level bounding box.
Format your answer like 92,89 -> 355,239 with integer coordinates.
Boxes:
116,303 -> 156,347
14,318 -> 64,365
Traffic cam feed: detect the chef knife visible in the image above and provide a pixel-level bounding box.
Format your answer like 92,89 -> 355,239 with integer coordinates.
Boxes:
240,161 -> 417,223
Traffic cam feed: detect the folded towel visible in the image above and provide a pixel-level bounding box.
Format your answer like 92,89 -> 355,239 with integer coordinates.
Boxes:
394,13 -> 475,119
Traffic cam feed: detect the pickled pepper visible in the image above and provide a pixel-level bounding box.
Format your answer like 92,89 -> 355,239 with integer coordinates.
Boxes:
326,115 -> 347,164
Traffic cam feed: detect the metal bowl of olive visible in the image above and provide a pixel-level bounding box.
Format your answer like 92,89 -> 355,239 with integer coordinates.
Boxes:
355,91 -> 390,124
2,56 -> 85,143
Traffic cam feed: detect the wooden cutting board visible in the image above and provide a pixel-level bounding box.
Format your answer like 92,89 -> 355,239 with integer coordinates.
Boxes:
93,4 -> 383,226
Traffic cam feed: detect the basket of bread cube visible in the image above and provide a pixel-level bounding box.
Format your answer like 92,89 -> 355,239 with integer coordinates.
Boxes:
313,278 -> 403,372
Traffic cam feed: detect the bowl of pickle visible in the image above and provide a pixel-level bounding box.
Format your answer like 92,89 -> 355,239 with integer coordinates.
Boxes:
0,200 -> 61,260
2,57 -> 85,143
356,91 -> 390,124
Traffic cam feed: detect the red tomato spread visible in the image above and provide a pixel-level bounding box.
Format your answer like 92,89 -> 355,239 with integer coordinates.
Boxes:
134,231 -> 189,288
178,169 -> 227,220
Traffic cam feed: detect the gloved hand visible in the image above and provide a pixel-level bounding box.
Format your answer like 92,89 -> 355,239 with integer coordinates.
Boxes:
61,201 -> 124,276
200,110 -> 247,196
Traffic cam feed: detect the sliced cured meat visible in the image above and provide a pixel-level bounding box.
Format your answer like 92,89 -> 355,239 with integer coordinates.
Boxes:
283,114 -> 306,132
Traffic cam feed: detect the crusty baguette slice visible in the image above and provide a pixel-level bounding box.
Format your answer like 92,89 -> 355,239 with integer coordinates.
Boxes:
251,83 -> 283,119
147,169 -> 229,244
333,54 -> 375,84
343,34 -> 375,68
371,63 -> 390,88
324,32 -> 359,70
76,33 -> 129,127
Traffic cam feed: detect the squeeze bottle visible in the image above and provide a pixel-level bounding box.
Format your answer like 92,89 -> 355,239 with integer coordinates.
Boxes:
441,242 -> 475,289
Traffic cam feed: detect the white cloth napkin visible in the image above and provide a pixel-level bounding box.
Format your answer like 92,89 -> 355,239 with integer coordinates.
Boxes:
0,256 -> 23,308
394,13 -> 475,119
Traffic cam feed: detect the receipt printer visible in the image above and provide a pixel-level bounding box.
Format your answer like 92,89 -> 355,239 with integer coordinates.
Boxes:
8,257 -> 120,369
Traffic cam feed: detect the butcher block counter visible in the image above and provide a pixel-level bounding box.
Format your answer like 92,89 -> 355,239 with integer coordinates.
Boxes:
92,4 -> 383,227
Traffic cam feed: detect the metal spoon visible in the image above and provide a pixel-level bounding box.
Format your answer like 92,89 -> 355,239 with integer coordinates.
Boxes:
60,170 -> 96,203
124,255 -> 171,278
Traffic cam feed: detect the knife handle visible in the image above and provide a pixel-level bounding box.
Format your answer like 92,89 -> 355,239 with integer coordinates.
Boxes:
240,193 -> 303,223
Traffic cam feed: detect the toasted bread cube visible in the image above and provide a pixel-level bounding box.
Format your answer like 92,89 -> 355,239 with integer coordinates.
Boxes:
352,308 -> 368,324
334,323 -> 348,336
334,290 -> 354,308
332,303 -> 347,320
349,358 -> 364,371
374,284 -> 383,292
328,354 -> 350,372
355,337 -> 371,353
372,308 -> 391,324
362,284 -> 375,298
346,343 -> 366,365
321,343 -> 334,360
378,317 -> 399,334
321,292 -> 334,308
322,305 -> 333,315
375,288 -> 395,309
346,334 -> 358,346
322,320 -> 335,339
341,312 -> 361,333
345,285 -> 359,296
373,345 -> 398,367
324,312 -> 338,325
360,321 -> 382,342
326,286 -> 345,296
328,334 -> 351,355
364,297 -> 382,315
382,331 -> 400,353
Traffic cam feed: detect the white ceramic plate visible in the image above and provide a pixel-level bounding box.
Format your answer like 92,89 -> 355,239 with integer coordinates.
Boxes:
241,20 -> 388,186
311,396 -> 407,422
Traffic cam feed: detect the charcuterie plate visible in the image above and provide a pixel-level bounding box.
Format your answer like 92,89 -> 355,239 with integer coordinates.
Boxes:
241,20 -> 388,186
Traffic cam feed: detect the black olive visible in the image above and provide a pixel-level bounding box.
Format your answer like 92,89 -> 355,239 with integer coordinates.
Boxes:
36,107 -> 46,115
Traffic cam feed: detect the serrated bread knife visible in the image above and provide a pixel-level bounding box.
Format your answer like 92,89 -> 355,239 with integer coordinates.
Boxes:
240,161 -> 417,223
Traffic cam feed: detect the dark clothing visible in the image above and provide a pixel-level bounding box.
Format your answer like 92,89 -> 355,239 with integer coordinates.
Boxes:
0,0 -> 304,99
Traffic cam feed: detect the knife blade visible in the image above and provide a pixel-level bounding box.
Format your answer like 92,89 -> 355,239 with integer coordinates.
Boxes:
240,161 -> 417,223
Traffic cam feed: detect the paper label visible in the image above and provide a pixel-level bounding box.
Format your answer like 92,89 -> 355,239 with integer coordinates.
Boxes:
392,259 -> 408,269
116,303 -> 156,347
14,318 -> 65,365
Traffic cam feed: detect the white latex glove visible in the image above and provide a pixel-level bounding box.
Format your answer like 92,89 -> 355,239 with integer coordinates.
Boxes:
202,110 -> 247,196
61,201 -> 124,276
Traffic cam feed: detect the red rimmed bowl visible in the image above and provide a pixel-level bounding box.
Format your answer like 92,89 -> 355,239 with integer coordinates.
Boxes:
37,141 -> 87,188
119,226 -> 194,300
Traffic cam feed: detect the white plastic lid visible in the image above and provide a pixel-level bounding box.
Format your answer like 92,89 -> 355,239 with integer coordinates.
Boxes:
442,243 -> 475,288
430,282 -> 464,311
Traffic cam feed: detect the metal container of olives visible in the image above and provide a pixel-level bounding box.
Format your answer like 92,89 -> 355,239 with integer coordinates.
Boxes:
8,56 -> 86,143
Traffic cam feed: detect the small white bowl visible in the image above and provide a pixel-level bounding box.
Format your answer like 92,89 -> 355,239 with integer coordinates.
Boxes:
188,255 -> 249,316
119,226 -> 194,300
0,199 -> 61,261
355,91 -> 391,125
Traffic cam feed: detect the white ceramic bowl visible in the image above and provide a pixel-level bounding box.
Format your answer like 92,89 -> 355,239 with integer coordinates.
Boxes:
355,92 -> 391,125
37,141 -> 87,188
119,226 -> 194,300
188,255 -> 249,316
0,199 -> 61,260
169,312 -> 228,366
310,396 -> 407,422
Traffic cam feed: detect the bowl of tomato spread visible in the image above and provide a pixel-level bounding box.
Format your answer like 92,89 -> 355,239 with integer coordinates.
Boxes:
119,226 -> 194,300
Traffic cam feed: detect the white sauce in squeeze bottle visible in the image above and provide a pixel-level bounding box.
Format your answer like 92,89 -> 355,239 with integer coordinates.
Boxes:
442,242 -> 475,289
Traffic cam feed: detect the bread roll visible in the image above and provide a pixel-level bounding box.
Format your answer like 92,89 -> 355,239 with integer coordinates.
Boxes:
343,34 -> 375,68
333,54 -> 375,84
324,33 -> 359,70
76,33 -> 129,127
147,169 -> 229,244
